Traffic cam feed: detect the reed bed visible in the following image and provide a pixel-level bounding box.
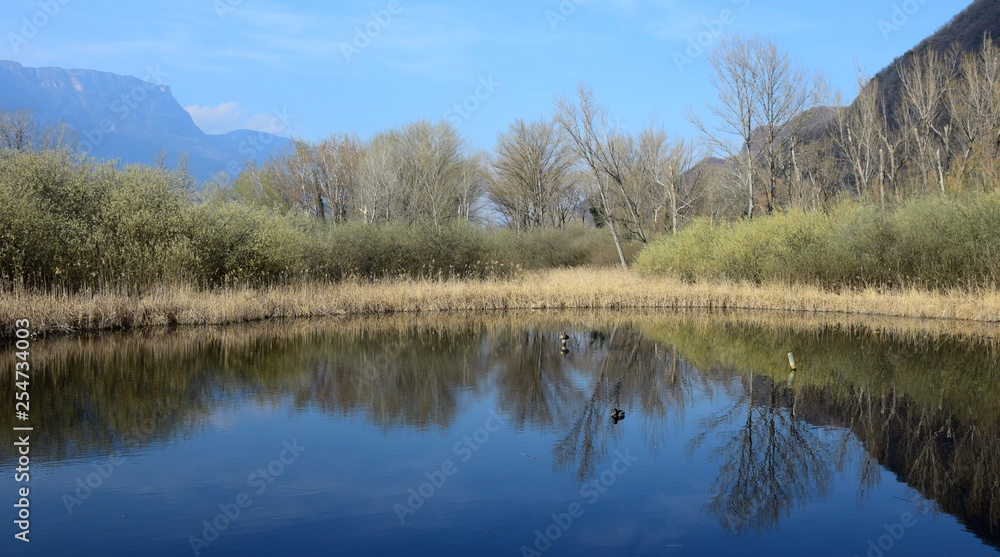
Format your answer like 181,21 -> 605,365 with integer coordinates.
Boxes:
3,268 -> 1000,340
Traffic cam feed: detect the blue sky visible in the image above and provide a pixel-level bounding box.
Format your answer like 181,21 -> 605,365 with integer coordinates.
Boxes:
2,0 -> 968,151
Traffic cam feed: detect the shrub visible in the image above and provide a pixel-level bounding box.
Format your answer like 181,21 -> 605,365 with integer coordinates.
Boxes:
637,194 -> 1000,290
635,218 -> 720,281
186,204 -> 309,286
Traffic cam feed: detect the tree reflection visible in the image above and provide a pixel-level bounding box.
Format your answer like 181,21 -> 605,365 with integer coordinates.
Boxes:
693,373 -> 834,534
646,313 -> 1000,542
491,330 -> 587,432
547,325 -> 706,484
5,311 -> 1000,546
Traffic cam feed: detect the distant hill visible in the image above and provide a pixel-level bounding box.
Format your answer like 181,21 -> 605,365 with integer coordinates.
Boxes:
0,61 -> 291,181
745,106 -> 842,155
872,0 -> 1000,122
728,2 -> 993,175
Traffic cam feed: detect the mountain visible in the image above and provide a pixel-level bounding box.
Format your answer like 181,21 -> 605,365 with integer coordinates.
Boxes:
872,0 -> 1000,122
743,106 -> 842,156
727,2 -> 993,174
0,61 -> 291,181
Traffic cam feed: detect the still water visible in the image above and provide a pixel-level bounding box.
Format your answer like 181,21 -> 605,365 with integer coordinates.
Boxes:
2,311 -> 1000,556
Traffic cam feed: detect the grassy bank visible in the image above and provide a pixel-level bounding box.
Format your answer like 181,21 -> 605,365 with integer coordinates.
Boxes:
3,268 -> 1000,340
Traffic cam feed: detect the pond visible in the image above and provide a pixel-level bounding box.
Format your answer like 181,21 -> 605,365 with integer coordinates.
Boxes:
2,310 -> 999,556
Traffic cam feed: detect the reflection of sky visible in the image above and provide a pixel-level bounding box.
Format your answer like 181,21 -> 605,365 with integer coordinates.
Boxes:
4,362 -> 997,556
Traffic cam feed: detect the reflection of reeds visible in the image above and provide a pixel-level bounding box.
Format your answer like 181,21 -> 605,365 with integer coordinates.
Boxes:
4,268 -> 1000,340
5,307 -> 1000,537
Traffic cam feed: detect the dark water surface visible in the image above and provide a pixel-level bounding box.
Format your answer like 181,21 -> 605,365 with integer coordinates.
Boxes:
2,311 -> 1000,556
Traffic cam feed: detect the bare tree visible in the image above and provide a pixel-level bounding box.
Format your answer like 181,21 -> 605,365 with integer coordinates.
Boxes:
313,133 -> 362,223
0,108 -> 75,153
0,108 -> 39,151
264,140 -> 327,219
488,118 -> 577,230
554,84 -> 635,268
837,75 -> 887,204
630,126 -> 706,234
754,39 -> 829,213
394,120 -> 481,226
352,121 -> 482,226
356,131 -> 403,224
693,34 -> 827,216
948,40 -> 1000,190
898,48 -> 957,194
691,35 -> 763,219
455,150 -> 488,223
877,98 -> 909,203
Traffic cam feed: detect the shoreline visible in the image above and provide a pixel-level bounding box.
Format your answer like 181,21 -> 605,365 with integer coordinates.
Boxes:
2,268 -> 999,340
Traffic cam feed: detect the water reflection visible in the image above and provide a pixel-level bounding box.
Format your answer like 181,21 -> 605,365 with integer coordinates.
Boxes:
2,310 -> 1000,549
644,313 -> 1000,545
547,325 -> 706,485
691,373 -> 835,534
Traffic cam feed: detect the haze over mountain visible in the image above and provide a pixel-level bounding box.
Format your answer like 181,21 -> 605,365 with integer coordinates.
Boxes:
0,60 -> 291,181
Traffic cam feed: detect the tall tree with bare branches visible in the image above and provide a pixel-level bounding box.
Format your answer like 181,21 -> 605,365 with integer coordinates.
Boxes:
692,34 -> 827,216
629,127 -> 705,235
313,133 -> 362,223
898,48 -> 957,194
554,84 -> 634,268
691,35 -> 763,219
488,118 -> 577,230
837,75 -> 887,204
0,108 -> 38,152
947,40 -> 1000,190
356,131 -> 404,224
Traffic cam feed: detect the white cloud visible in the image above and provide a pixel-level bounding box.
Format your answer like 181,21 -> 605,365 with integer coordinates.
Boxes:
185,101 -> 284,135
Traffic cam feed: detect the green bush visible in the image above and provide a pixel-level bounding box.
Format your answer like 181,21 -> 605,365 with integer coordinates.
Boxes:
0,151 -> 190,289
494,224 -> 621,270
637,193 -> 1000,290
635,218 -> 721,281
0,148 -> 653,292
302,221 -> 513,281
186,204 -> 310,286
93,164 -> 192,287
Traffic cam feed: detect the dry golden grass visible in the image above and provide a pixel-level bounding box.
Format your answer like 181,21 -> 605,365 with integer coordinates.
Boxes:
3,268 -> 1000,339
